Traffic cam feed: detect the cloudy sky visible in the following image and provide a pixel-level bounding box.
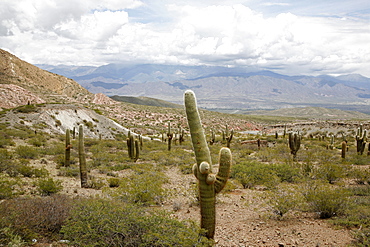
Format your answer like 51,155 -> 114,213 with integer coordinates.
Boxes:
1,0 -> 369,76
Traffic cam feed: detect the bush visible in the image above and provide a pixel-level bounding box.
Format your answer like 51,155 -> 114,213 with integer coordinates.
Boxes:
264,184 -> 304,217
35,178 -> 63,196
15,145 -> 39,159
302,182 -> 351,218
0,176 -> 20,199
231,161 -> 280,189
107,177 -> 120,187
61,198 -> 210,247
0,195 -> 72,242
109,169 -> 168,205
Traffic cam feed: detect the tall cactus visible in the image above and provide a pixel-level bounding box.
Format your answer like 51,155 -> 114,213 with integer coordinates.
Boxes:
167,121 -> 173,151
78,125 -> 88,188
65,129 -> 71,167
341,141 -> 346,159
184,90 -> 232,239
289,132 -> 301,160
225,125 -> 234,148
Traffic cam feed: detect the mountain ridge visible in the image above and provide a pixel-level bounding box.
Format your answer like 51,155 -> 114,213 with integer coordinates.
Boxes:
38,63 -> 370,114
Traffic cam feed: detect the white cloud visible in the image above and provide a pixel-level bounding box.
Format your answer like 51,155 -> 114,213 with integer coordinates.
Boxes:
0,0 -> 369,77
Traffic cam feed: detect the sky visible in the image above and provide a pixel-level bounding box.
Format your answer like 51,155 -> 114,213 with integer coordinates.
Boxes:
0,0 -> 369,77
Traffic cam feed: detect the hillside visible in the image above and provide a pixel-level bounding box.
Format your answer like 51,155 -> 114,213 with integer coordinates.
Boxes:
110,95 -> 182,108
238,107 -> 370,120
0,49 -> 94,109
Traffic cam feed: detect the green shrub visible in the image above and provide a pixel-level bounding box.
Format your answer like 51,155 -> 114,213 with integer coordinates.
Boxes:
264,184 -> 304,217
0,132 -> 15,148
231,161 -> 300,188
109,169 -> 168,205
27,135 -> 47,147
302,182 -> 351,219
15,145 -> 39,159
61,198 -> 210,247
0,195 -> 72,242
35,178 -> 63,196
15,104 -> 38,113
231,161 -> 280,189
107,177 -> 120,187
315,163 -> 346,184
0,176 -> 19,199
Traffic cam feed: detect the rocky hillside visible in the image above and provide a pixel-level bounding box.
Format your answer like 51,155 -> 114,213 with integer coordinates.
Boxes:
0,49 -> 94,109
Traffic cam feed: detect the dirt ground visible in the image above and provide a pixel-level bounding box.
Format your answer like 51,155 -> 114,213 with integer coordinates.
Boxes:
163,167 -> 355,247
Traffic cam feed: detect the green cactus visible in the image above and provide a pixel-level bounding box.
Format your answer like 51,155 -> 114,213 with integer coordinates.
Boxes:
127,134 -> 139,161
288,132 -> 301,160
210,129 -> 215,145
179,127 -> 185,145
167,121 -> 173,151
65,129 -> 71,167
341,141 -> 346,159
356,124 -> 367,155
184,90 -> 232,239
78,125 -> 88,188
225,125 -> 233,148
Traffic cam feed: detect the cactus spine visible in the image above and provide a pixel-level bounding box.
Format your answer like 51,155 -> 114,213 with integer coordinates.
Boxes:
65,129 -> 71,167
78,125 -> 88,188
184,90 -> 232,239
289,132 -> 301,160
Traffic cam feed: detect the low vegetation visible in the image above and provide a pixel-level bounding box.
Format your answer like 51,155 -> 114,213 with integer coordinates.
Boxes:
0,104 -> 369,246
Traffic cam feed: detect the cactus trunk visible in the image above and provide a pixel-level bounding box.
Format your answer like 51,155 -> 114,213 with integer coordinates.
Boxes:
184,90 -> 231,239
65,129 -> 71,167
78,125 -> 88,188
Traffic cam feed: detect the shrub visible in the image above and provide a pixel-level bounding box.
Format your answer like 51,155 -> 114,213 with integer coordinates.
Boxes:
107,177 -> 120,187
0,176 -> 19,199
35,178 -> 63,196
315,163 -> 346,184
109,169 -> 168,205
302,182 -> 351,218
264,184 -> 304,218
27,135 -> 47,147
0,195 -> 72,242
0,132 -> 15,148
15,145 -> 39,159
231,161 -> 280,189
61,198 -> 210,247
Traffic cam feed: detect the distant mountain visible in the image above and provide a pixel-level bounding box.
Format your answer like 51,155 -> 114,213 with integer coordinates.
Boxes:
37,63 -> 370,114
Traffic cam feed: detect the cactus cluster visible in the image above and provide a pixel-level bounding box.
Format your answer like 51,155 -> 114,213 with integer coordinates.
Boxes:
127,131 -> 140,161
356,124 -> 367,155
184,90 -> 232,239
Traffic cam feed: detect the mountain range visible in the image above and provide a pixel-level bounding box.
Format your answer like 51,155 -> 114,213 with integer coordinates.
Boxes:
38,63 -> 370,114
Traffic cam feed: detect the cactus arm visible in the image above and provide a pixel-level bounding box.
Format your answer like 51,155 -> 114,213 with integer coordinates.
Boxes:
214,147 -> 232,194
